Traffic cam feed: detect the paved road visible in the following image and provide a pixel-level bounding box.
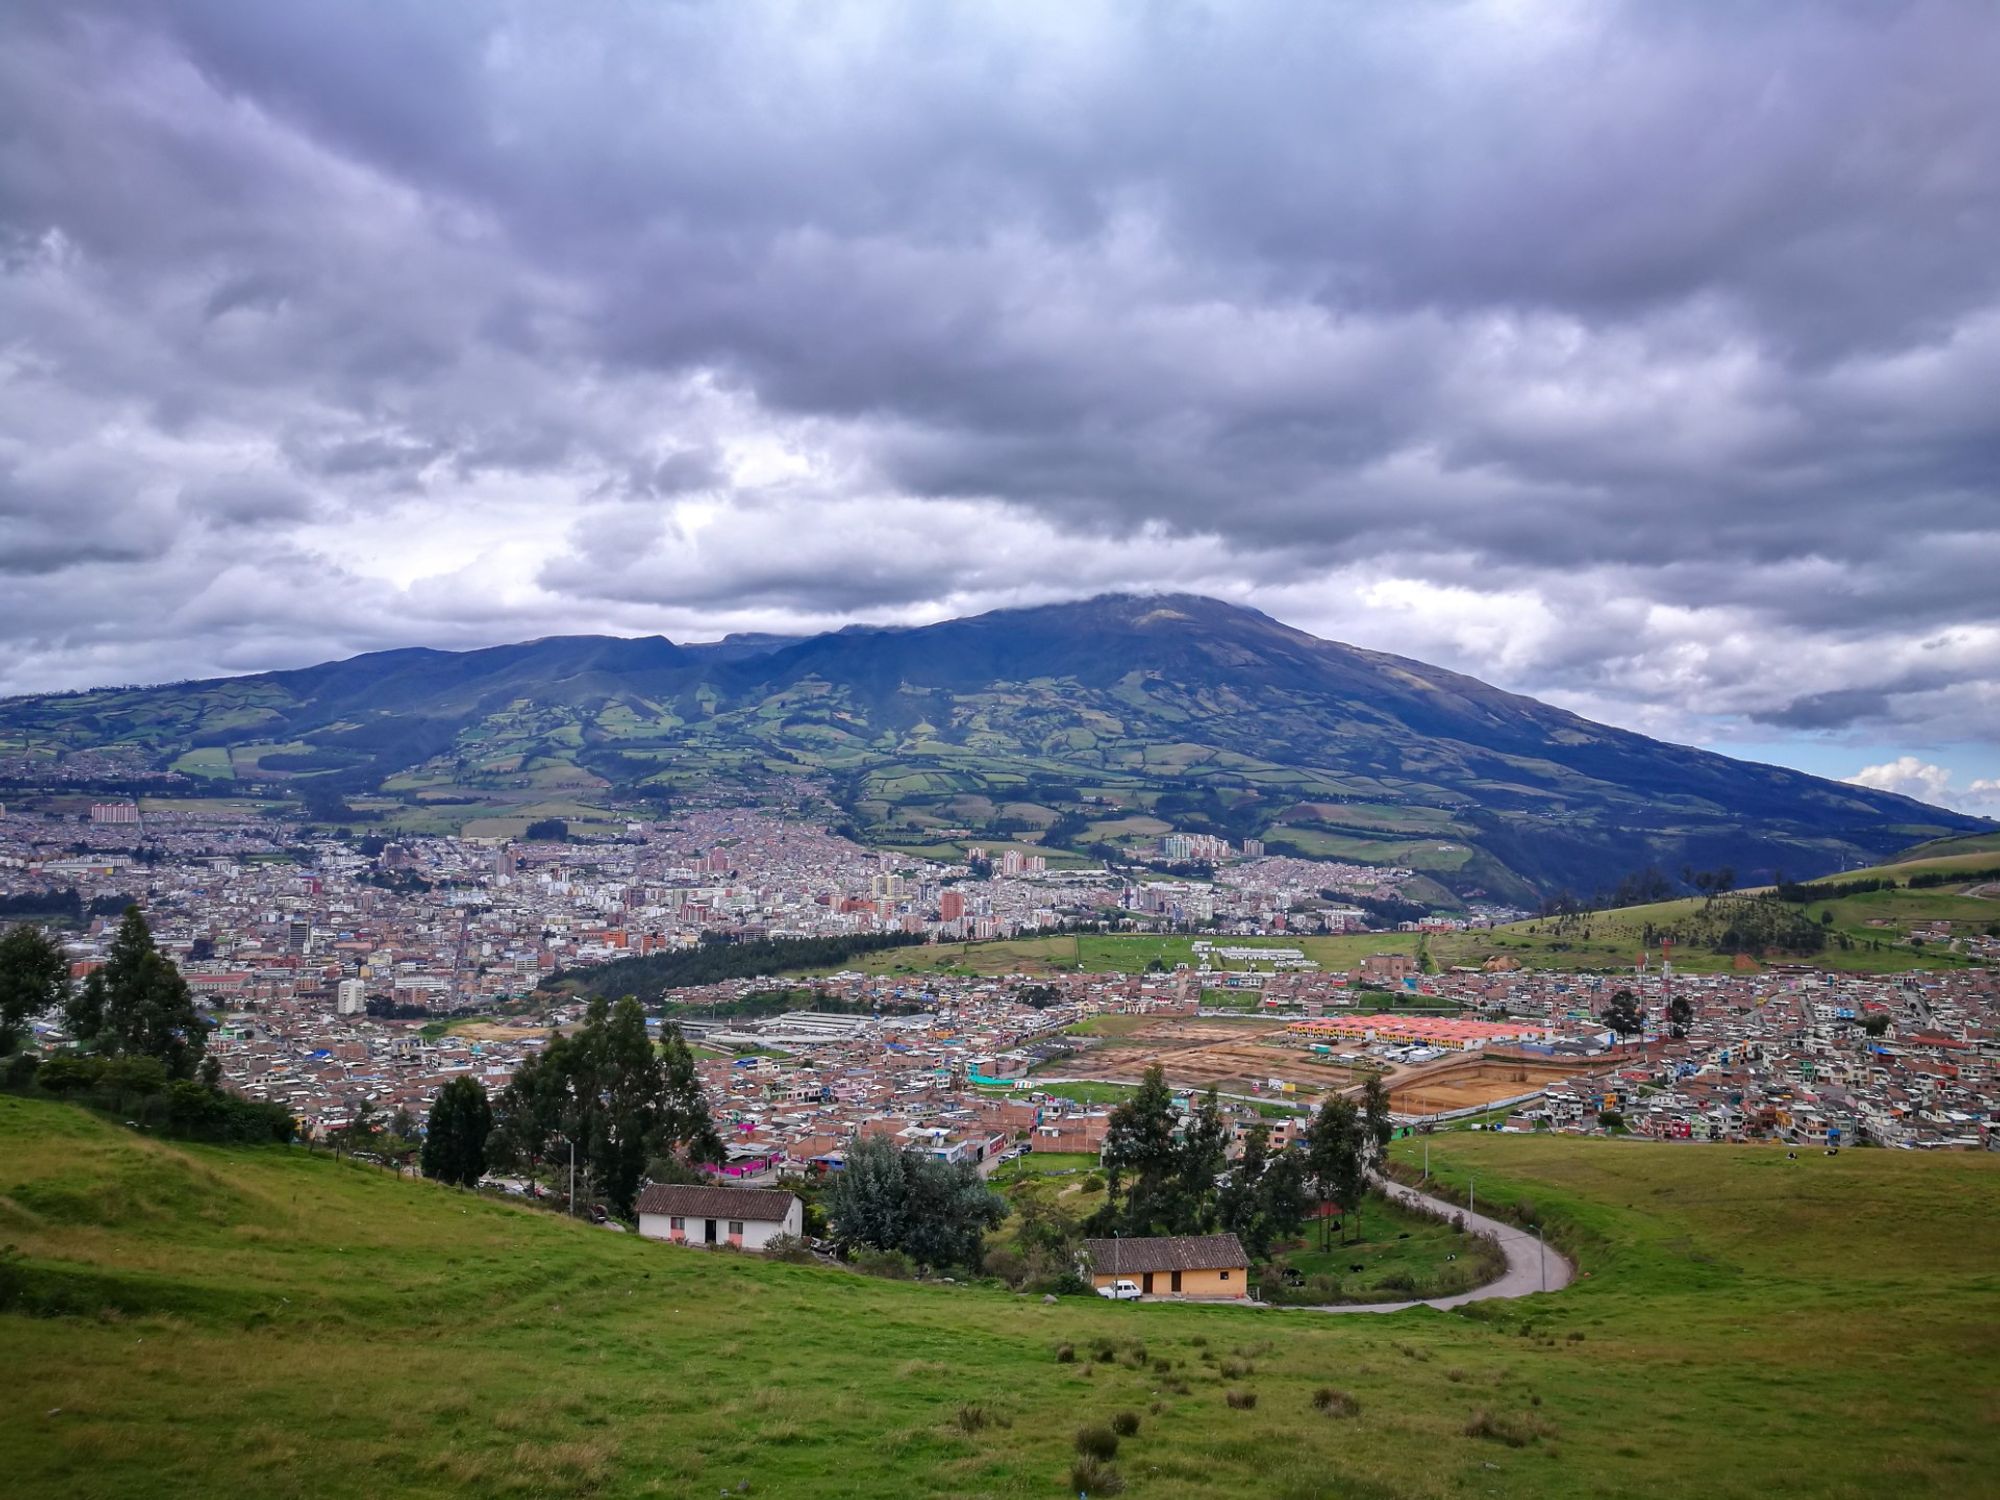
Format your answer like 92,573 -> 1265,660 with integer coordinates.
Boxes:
1274,1175 -> 1574,1316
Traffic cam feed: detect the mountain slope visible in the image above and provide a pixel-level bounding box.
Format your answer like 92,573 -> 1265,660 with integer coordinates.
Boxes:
0,594 -> 1983,898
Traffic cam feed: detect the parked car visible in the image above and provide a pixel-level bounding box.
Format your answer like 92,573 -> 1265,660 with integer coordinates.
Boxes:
1097,1279 -> 1143,1301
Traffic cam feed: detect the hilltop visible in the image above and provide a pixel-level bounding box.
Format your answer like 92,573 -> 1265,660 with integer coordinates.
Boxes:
1,1094 -> 1994,1498
1,595 -> 1985,901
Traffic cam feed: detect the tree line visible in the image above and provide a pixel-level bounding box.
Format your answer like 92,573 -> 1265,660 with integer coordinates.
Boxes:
546,929 -> 928,1000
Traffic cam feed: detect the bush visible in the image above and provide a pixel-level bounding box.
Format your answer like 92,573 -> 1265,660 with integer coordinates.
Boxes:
1081,1173 -> 1105,1192
1110,1410 -> 1140,1437
1313,1387 -> 1361,1418
1069,1456 -> 1124,1495
1225,1389 -> 1257,1410
1219,1358 -> 1253,1379
1463,1409 -> 1556,1447
762,1233 -> 815,1264
954,1403 -> 1002,1433
851,1248 -> 916,1280
1074,1423 -> 1120,1460
1054,1342 -> 1076,1364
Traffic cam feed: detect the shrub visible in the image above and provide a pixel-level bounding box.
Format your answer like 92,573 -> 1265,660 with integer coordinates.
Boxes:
1219,1358 -> 1252,1379
954,1403 -> 1003,1433
1054,1342 -> 1076,1364
1225,1389 -> 1257,1410
1069,1456 -> 1124,1495
1463,1409 -> 1556,1447
1081,1173 -> 1105,1192
1074,1423 -> 1120,1460
852,1248 -> 916,1280
761,1234 -> 814,1264
1313,1387 -> 1361,1418
1110,1410 -> 1140,1438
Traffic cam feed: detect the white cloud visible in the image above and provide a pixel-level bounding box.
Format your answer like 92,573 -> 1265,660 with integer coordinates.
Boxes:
1847,758 -> 2000,814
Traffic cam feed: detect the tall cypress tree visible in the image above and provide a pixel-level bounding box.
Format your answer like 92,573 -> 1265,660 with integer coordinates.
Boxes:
422,1077 -> 494,1188
93,908 -> 206,1078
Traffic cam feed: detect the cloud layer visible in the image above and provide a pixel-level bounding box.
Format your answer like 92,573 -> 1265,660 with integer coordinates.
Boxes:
2,2 -> 1997,791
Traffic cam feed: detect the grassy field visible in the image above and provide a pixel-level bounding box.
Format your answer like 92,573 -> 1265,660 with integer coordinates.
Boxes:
3,1095 -> 1996,1498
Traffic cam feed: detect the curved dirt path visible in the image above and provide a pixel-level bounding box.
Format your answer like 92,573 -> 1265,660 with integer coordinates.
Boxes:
1274,1175 -> 1574,1315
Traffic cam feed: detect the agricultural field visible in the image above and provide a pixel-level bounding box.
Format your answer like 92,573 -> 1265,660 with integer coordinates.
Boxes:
3,1095 -> 1994,1498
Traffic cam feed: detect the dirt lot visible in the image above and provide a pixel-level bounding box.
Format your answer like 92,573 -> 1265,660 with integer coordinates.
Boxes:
1057,1018 -> 1362,1096
1386,1054 -> 1584,1115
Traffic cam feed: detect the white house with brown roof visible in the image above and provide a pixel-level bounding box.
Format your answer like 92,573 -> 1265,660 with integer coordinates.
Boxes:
635,1184 -> 802,1251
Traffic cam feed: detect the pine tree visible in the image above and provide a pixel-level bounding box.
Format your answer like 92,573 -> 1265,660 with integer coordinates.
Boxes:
95,908 -> 206,1078
421,1076 -> 494,1188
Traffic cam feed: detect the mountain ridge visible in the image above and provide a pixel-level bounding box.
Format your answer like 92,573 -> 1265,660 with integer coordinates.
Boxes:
0,593 -> 1984,900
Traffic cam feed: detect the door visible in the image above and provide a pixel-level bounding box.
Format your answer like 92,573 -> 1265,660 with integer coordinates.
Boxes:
1171,1270 -> 1182,1294
1142,1272 -> 1155,1295
704,1218 -> 718,1244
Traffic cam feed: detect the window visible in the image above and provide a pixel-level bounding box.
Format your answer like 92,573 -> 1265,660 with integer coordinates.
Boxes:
670,1216 -> 684,1231
729,1221 -> 744,1236
1220,1270 -> 1230,1281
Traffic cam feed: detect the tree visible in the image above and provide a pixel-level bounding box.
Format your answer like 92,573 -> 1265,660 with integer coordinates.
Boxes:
65,969 -> 106,1043
493,997 -> 724,1217
36,1053 -> 104,1095
1217,1122 -> 1309,1261
1306,1096 -> 1366,1247
100,1054 -> 169,1110
197,1054 -> 224,1090
1166,1086 -> 1229,1235
1361,1074 -> 1394,1164
825,1133 -> 1006,1271
1667,994 -> 1694,1038
0,922 -> 69,1055
86,908 -> 208,1078
1603,988 -> 1644,1043
422,1077 -> 494,1188
1093,1065 -> 1184,1236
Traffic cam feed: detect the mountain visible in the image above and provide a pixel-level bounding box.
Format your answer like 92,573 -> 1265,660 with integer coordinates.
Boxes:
1,594 -> 1984,900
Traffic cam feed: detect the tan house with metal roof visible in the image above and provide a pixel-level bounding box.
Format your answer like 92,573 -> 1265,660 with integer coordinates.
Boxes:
1079,1233 -> 1249,1299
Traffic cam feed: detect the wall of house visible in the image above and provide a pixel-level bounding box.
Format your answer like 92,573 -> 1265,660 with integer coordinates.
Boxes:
1089,1265 -> 1246,1300
637,1200 -> 802,1250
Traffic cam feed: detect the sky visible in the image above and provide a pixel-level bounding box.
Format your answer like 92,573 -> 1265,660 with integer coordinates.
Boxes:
2,1 -> 1997,814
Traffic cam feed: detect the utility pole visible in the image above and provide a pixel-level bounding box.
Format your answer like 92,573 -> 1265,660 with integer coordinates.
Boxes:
1536,1224 -> 1545,1293
1468,1175 -> 1475,1219
569,1137 -> 577,1218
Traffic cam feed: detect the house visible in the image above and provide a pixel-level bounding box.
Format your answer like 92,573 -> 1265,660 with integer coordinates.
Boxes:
634,1183 -> 802,1251
1079,1233 -> 1249,1300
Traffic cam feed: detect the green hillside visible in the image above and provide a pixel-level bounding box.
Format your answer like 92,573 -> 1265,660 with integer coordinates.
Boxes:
0,595 -> 1983,902
3,1095 -> 1995,1498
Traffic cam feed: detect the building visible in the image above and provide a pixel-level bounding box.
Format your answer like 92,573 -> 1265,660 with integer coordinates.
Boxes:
336,978 -> 367,1016
1080,1233 -> 1249,1299
939,889 -> 966,922
634,1183 -> 802,1251
89,802 -> 140,825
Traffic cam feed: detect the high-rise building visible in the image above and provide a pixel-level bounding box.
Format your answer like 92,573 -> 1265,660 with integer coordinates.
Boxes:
336,978 -> 366,1016
1001,849 -> 1024,877
940,889 -> 966,922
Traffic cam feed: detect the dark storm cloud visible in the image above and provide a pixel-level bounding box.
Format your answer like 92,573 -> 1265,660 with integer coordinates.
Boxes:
0,0 -> 1997,786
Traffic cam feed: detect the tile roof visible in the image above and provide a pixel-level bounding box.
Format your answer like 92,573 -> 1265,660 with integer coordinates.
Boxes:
1080,1233 -> 1248,1275
633,1184 -> 799,1222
